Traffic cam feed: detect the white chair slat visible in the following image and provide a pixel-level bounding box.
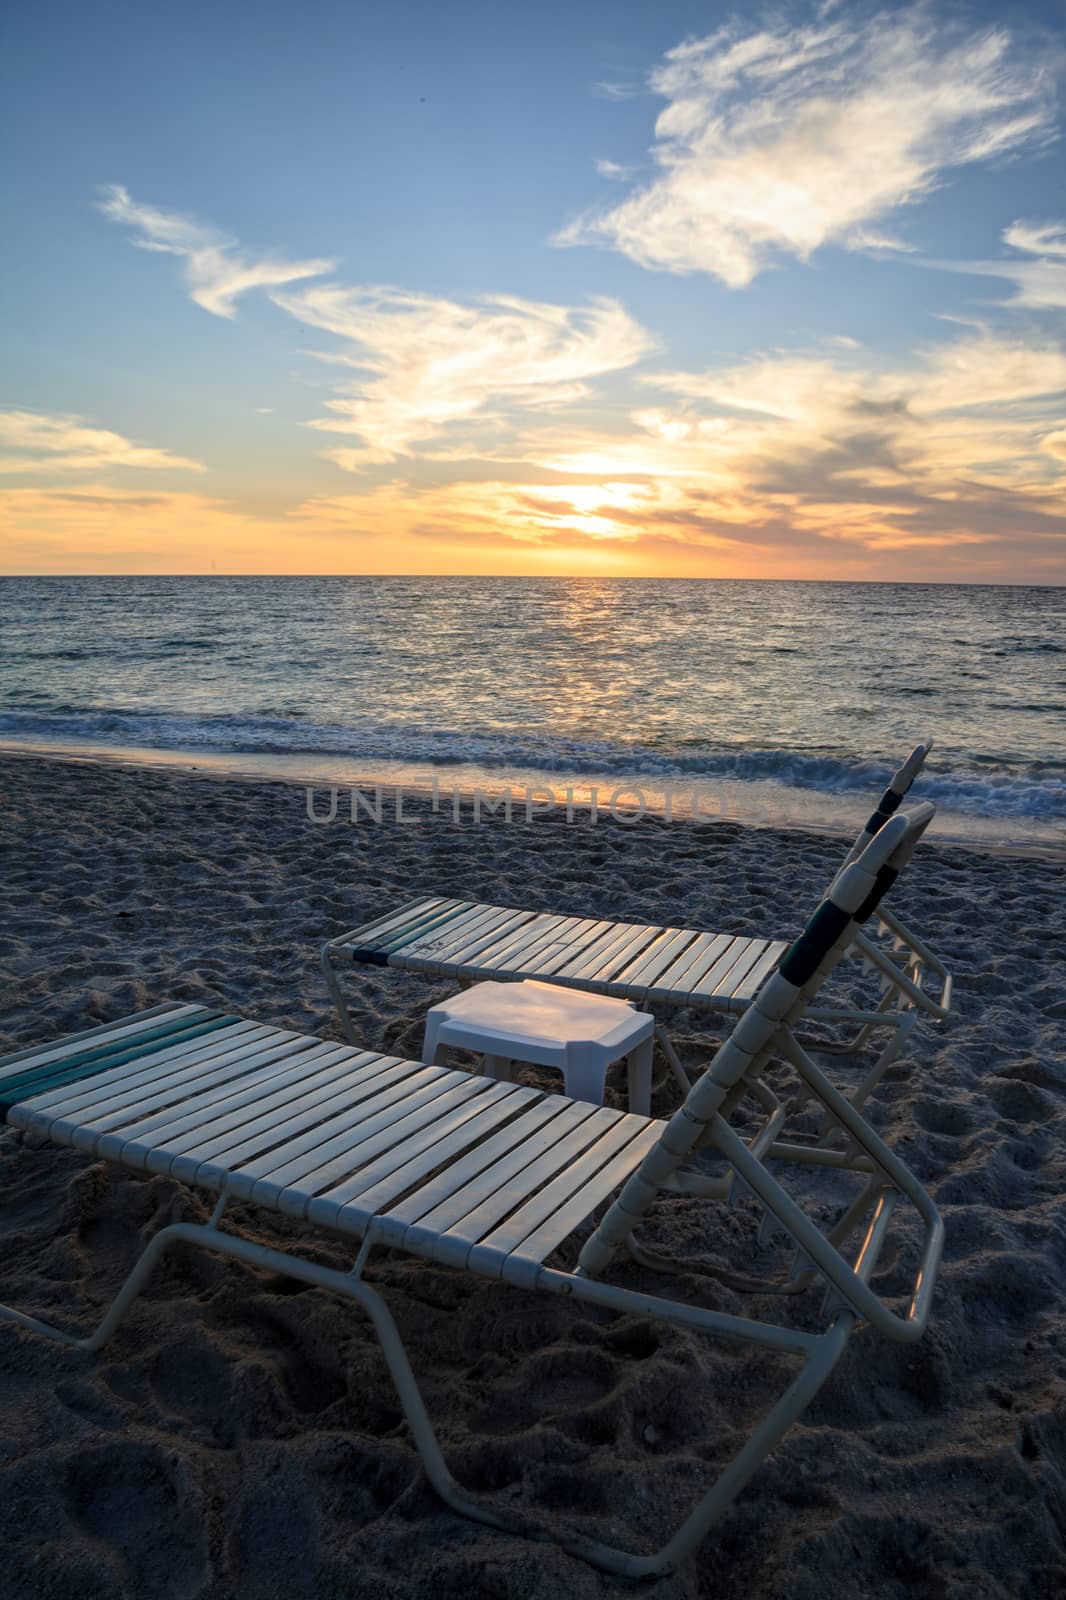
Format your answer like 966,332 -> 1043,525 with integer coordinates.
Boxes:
40,1031 -> 305,1152
498,1121 -> 665,1288
615,927 -> 700,992
75,1034 -> 333,1146
205,1058 -> 432,1196
399,903 -> 524,973
644,930 -> 732,1001
719,941 -> 780,1002
546,921 -> 642,987
490,915 -> 593,978
522,919 -> 632,979
376,899 -> 479,952
236,1065 -> 465,1205
690,938 -> 753,998
432,908 -> 545,973
88,1037 -> 329,1162
401,1096 -> 599,1252
468,1113 -> 660,1279
376,1096 -> 567,1244
731,941 -> 788,1002
425,1104 -> 624,1269
303,1076 -> 499,1226
143,1044 -> 366,1170
605,927 -> 681,987
328,1081 -> 530,1229
530,919 -> 629,983
338,1085 -> 533,1229
474,914 -> 575,978
334,896 -> 454,951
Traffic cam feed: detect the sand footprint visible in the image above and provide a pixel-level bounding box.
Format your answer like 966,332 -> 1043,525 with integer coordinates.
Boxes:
65,1440 -> 210,1599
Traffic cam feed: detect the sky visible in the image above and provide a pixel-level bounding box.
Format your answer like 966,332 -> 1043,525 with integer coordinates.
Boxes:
2,0 -> 1065,581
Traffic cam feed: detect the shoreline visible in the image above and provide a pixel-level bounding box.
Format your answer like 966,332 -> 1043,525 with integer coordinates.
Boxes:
2,739 -> 1061,862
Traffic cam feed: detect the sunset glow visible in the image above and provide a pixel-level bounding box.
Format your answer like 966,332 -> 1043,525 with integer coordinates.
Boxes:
3,3 -> 1064,580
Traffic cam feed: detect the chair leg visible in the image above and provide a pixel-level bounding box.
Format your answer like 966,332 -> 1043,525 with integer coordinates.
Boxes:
321,946 -> 360,1047
654,1024 -> 692,1093
0,1219 -> 189,1351
814,1010 -> 917,1145
198,1230 -> 857,1580
0,1189 -> 861,1581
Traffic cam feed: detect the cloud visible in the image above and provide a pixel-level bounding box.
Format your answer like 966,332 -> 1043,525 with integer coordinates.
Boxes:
75,184 -> 1065,580
1003,221 -> 1066,258
639,331 -> 1066,485
907,330 -> 1066,412
0,484 -> 282,573
0,410 -> 204,474
937,218 -> 1066,309
595,158 -> 637,180
96,187 -> 654,469
98,185 -> 333,317
5,349 -> 1065,583
557,14 -> 1055,285
0,480 -> 699,576
846,227 -> 917,254
496,325 -> 1066,573
272,285 -> 656,465
593,81 -> 641,101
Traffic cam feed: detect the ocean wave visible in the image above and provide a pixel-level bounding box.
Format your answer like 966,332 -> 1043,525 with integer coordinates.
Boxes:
1,707 -> 1064,822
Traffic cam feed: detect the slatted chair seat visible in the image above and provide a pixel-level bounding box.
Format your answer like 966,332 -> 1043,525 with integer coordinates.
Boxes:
323,743 -> 952,1111
1,1004 -> 661,1290
329,896 -> 787,1009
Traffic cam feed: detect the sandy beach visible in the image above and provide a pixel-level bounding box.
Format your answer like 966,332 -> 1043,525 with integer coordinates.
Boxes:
1,750 -> 1064,1600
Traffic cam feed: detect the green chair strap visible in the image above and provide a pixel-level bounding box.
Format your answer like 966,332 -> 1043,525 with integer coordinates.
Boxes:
0,1013 -> 241,1115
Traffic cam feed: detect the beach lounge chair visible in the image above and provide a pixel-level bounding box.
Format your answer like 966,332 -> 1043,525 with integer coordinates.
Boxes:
323,743 -> 952,1109
0,807 -> 943,1578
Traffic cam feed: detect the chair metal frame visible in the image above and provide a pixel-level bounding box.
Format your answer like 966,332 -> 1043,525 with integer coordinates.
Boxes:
0,810 -> 943,1579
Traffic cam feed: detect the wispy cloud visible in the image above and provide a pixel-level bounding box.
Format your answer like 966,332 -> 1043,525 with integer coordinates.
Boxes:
273,285 -> 656,466
937,218 -> 1066,308
98,185 -> 333,318
846,227 -> 918,255
593,81 -> 641,102
595,158 -> 637,180
0,409 -> 204,474
558,14 -> 1056,285
97,190 -> 655,467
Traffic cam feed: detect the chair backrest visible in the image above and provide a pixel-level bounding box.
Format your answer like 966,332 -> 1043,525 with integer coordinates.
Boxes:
579,802 -> 937,1274
842,740 -> 932,867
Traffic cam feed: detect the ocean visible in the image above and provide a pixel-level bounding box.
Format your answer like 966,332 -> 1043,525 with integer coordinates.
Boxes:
1,576 -> 1063,850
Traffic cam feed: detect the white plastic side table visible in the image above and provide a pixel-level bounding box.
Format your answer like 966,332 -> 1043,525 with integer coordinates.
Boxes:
422,979 -> 655,1115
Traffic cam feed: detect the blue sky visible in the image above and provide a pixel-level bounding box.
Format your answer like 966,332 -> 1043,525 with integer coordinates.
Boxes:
2,0 -> 1065,578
